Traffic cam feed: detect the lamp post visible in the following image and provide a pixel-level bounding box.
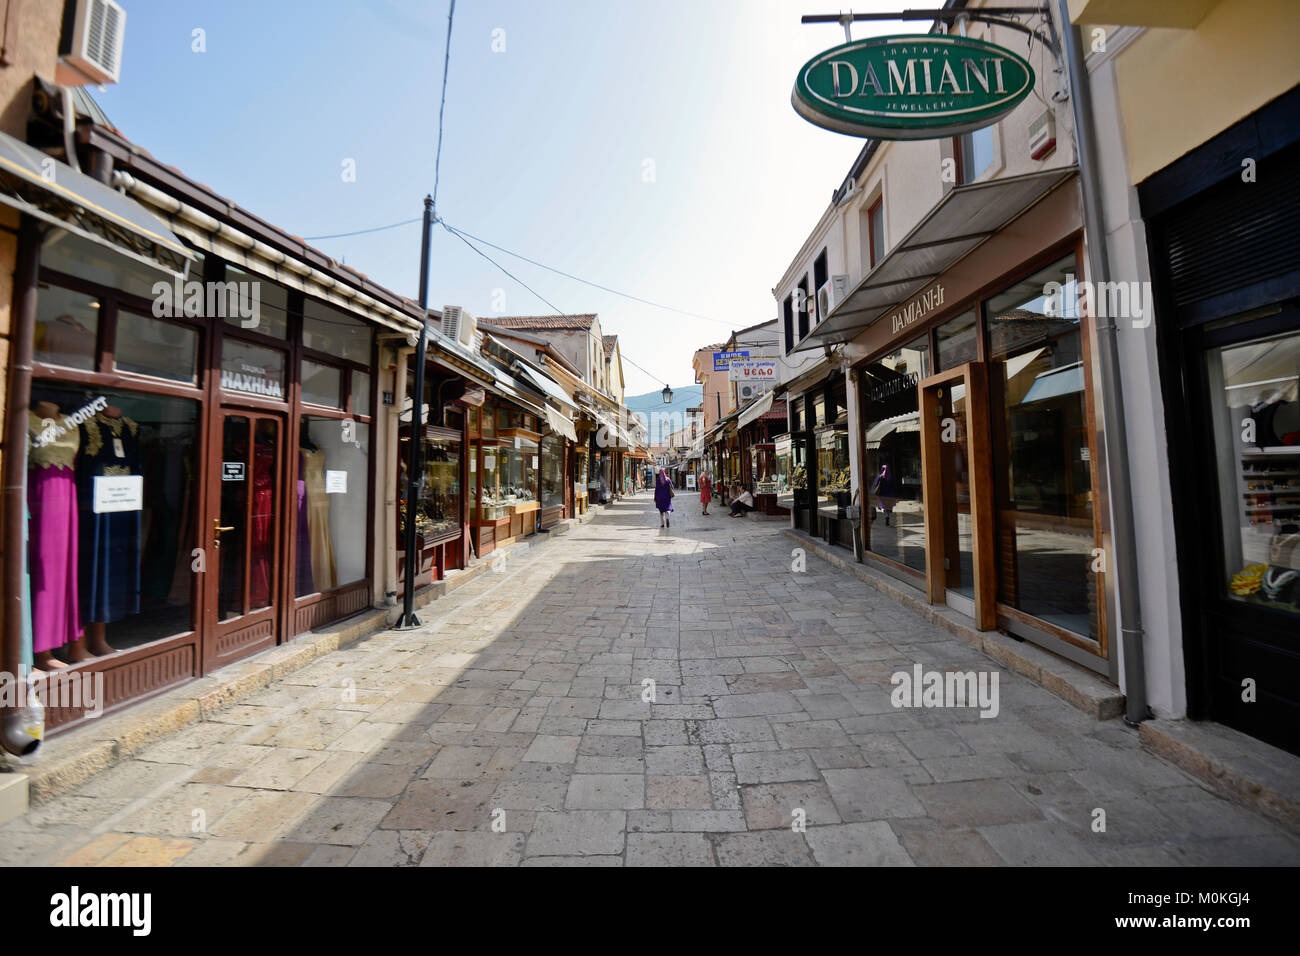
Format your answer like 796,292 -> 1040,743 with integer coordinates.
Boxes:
397,195 -> 435,630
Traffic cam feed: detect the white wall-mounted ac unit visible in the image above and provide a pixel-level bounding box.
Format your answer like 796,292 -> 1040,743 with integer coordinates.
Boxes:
817,274 -> 851,320
738,383 -> 760,402
441,305 -> 478,348
56,0 -> 126,87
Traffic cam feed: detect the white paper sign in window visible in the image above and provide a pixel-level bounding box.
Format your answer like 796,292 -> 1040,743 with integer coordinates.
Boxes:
93,475 -> 144,513
325,469 -> 348,494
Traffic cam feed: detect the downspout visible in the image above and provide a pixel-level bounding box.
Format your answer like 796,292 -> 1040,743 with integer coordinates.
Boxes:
2,218 -> 40,755
1056,0 -> 1148,725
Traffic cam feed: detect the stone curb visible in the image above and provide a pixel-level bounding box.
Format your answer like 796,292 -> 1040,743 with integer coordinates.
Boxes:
12,512 -> 600,807
1139,719 -> 1300,835
782,527 -> 1124,721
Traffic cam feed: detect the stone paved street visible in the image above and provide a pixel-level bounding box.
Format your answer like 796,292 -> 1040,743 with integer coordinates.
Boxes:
3,494 -> 1298,867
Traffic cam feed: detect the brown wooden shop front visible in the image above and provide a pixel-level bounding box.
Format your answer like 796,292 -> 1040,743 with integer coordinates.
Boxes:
21,236 -> 394,732
467,399 -> 572,557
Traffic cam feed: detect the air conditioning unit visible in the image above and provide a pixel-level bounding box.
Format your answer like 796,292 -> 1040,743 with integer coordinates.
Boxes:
441,305 -> 478,348
56,0 -> 126,87
816,274 -> 851,320
739,383 -> 760,402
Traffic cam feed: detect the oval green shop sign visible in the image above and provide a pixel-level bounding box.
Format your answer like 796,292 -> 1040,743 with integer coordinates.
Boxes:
792,34 -> 1036,139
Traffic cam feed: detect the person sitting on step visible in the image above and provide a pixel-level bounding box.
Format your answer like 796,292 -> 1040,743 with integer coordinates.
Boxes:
728,484 -> 755,518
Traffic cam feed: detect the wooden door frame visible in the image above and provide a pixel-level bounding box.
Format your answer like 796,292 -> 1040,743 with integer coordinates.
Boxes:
202,405 -> 287,672
919,362 -> 996,630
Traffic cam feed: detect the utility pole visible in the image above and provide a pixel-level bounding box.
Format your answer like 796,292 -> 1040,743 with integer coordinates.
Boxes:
397,195 -> 435,629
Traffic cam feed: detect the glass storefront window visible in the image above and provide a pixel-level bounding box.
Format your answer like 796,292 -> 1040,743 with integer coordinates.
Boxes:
353,371 -> 372,417
575,449 -> 588,498
985,255 -> 1096,639
861,334 -> 929,572
221,338 -> 286,399
301,359 -> 342,407
295,416 -> 370,596
221,266 -> 288,339
815,417 -> 850,525
541,435 -> 564,508
115,311 -> 198,384
35,285 -> 99,371
418,437 -> 461,541
774,435 -> 792,497
303,299 -> 373,364
503,439 -> 538,503
482,446 -> 504,519
27,382 -> 198,663
1207,329 -> 1300,618
936,310 -> 978,371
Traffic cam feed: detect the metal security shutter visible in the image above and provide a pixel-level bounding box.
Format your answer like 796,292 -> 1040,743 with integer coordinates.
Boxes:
1161,142 -> 1300,310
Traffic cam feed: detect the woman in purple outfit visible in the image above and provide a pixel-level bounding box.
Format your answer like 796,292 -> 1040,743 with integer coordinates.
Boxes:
654,468 -> 674,528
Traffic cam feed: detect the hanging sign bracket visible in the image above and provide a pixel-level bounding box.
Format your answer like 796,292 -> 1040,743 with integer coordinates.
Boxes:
801,6 -> 1067,101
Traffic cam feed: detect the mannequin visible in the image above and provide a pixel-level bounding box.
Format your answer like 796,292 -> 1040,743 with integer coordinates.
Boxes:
78,403 -> 140,657
301,433 -> 336,591
29,400 -> 84,669
295,427 -> 317,595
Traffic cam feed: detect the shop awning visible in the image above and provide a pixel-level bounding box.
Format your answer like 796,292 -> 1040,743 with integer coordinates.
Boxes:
489,339 -> 581,415
1020,361 -> 1085,405
794,168 -> 1077,352
487,367 -> 546,417
737,391 -> 775,430
865,411 -> 920,449
0,131 -> 193,278
543,403 -> 578,442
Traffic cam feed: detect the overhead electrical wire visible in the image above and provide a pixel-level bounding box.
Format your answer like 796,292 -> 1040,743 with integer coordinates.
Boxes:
431,0 -> 456,217
303,217 -> 420,241
443,221 -> 671,388
304,214 -> 742,332
439,220 -> 740,330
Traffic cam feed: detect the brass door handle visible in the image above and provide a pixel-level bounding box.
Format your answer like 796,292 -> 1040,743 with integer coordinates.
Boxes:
213,519 -> 235,549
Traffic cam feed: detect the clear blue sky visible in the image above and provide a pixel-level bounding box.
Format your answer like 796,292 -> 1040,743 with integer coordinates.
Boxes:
97,1 -> 908,393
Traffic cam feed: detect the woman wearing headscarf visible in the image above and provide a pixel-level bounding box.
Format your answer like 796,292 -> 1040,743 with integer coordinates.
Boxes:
872,464 -> 898,526
654,467 -> 675,528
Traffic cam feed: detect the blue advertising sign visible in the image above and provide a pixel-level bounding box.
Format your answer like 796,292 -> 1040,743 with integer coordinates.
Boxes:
713,350 -> 749,371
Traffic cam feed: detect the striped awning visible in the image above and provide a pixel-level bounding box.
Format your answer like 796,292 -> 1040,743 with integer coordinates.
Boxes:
544,403 -> 578,442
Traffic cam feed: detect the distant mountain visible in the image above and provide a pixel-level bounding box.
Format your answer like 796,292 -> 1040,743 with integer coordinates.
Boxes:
625,385 -> 703,444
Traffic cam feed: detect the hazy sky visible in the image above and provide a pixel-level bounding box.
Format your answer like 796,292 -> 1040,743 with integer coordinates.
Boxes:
97,1 -> 912,393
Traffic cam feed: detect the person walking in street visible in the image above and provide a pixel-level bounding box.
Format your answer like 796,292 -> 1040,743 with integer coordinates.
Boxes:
729,484 -> 755,517
654,467 -> 675,528
872,464 -> 898,526
699,470 -> 713,516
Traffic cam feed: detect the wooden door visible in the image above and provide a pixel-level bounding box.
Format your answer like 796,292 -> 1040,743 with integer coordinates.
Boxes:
204,409 -> 284,670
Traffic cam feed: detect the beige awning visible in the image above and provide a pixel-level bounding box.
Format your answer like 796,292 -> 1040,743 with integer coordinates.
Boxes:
544,403 -> 577,442
737,391 -> 775,430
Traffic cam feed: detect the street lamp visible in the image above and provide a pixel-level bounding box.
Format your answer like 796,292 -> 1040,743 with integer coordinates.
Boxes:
662,384 -> 673,404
